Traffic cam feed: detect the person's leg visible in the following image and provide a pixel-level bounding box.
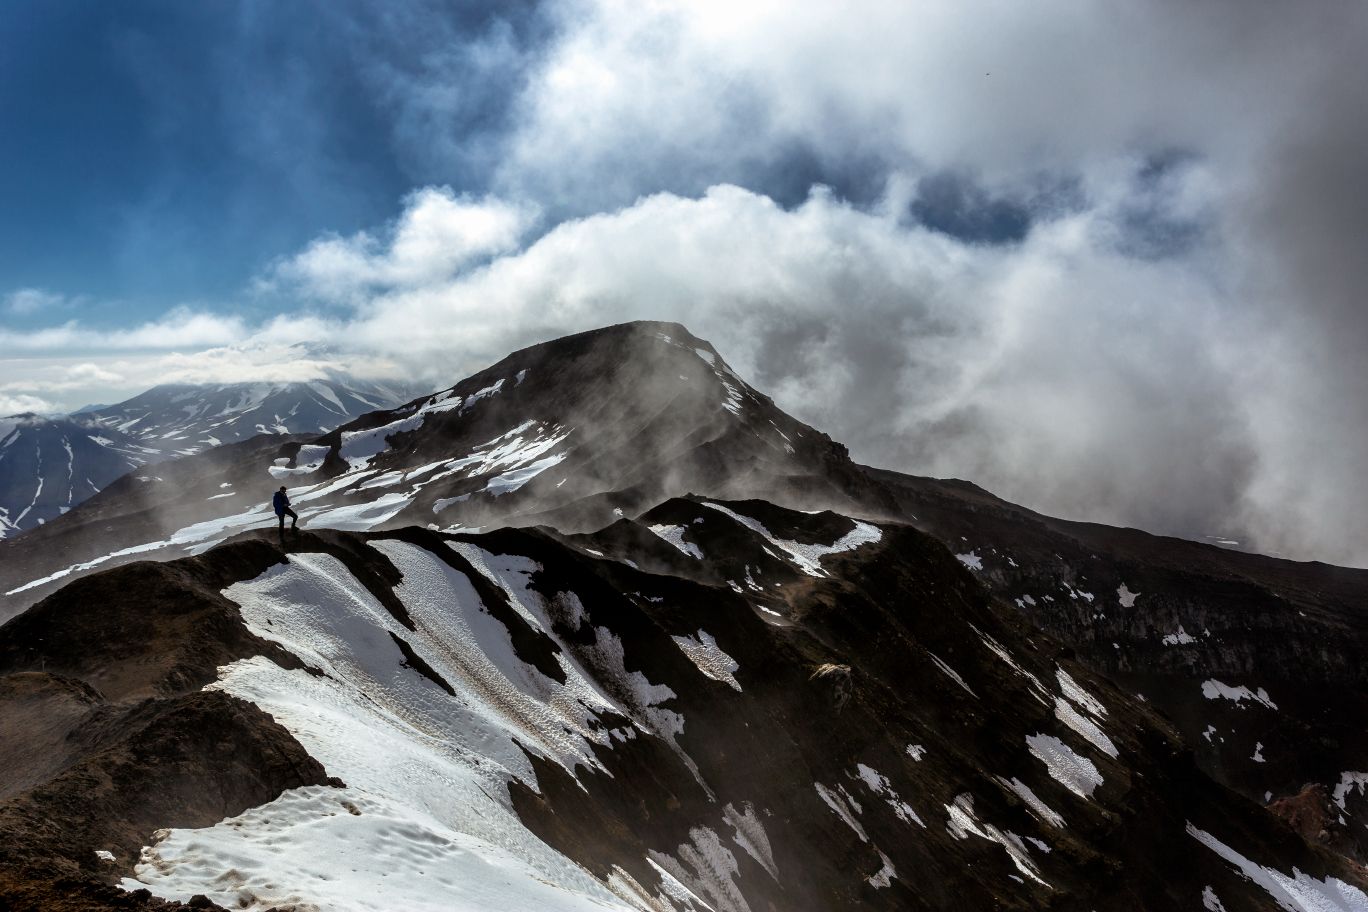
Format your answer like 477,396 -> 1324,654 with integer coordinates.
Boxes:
278,512 -> 285,531
288,507 -> 299,529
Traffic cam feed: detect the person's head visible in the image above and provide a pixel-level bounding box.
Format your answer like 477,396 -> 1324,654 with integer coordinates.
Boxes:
278,486 -> 286,492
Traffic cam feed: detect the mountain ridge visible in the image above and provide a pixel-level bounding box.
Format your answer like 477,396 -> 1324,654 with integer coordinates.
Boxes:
5,508 -> 1365,910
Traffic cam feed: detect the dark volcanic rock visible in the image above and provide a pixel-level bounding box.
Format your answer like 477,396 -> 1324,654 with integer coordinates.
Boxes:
867,468 -> 1368,857
4,505 -> 1364,909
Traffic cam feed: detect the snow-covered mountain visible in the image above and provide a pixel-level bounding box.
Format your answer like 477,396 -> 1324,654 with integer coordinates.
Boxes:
0,378 -> 417,540
0,415 -> 153,539
1,321 -> 1367,911
85,377 -> 419,452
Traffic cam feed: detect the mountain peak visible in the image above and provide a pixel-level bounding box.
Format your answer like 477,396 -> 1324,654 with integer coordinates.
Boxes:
0,321 -> 878,604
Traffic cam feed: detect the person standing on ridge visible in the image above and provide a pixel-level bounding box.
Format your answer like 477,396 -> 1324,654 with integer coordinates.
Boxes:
273,485 -> 299,532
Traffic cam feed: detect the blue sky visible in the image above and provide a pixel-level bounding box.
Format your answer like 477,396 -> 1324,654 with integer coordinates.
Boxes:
1,0 -> 1366,565
0,1 -> 544,319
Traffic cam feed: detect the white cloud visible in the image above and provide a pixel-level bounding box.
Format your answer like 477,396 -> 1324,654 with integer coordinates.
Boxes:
0,362 -> 122,394
267,187 -> 536,303
0,392 -> 57,416
0,308 -> 246,351
493,0 -> 1338,212
4,288 -> 68,316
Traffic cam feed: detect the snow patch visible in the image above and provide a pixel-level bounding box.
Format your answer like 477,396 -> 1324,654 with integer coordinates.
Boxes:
723,802 -> 778,881
1162,625 -> 1198,646
1203,885 -> 1229,911
1054,697 -> 1118,758
995,777 -> 1065,828
1026,733 -> 1103,799
649,524 -> 704,559
649,827 -> 749,912
815,782 -> 868,842
944,794 -> 1047,886
671,630 -> 741,691
1202,679 -> 1278,710
268,443 -> 331,479
956,551 -> 983,571
1333,773 -> 1368,810
855,764 -> 924,828
1056,667 -> 1107,718
701,502 -> 881,577
307,491 -> 412,531
929,652 -> 977,698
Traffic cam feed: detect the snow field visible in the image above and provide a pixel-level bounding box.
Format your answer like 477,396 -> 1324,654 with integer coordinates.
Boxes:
120,545 -> 702,911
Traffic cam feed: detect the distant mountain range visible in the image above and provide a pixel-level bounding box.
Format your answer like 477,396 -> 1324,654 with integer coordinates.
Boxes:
0,378 -> 419,539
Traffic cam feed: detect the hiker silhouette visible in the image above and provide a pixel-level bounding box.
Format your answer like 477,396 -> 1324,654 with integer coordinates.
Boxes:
273,485 -> 299,533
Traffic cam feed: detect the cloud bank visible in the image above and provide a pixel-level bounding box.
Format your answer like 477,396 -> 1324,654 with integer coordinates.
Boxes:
3,0 -> 1366,567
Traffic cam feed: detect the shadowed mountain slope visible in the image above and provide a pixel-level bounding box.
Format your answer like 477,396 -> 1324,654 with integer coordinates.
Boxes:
3,502 -> 1364,910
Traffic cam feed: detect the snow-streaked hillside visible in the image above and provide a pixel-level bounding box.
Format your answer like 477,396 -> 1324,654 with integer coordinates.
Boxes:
6,502 -> 1366,910
86,377 -> 419,452
0,377 -> 417,540
0,415 -> 150,539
